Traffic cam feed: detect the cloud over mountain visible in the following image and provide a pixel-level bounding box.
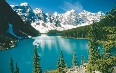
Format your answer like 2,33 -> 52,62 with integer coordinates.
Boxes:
61,1 -> 83,13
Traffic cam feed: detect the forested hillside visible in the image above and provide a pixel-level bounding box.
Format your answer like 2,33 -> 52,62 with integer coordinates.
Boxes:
87,8 -> 116,73
61,25 -> 90,38
60,7 -> 116,73
61,8 -> 116,39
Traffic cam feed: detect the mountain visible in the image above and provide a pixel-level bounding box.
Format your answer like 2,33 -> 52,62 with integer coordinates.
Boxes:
0,1 -> 39,37
0,1 -> 39,50
10,2 -> 105,33
10,2 -> 39,22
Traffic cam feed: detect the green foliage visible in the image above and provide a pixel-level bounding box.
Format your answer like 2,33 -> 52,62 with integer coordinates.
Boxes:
10,57 -> 14,73
95,57 -> 116,73
49,7 -> 116,73
72,50 -> 78,67
61,25 -> 90,38
33,46 -> 42,73
47,30 -> 61,36
87,7 -> 116,73
87,40 -> 101,73
10,57 -> 20,73
57,51 -> 66,72
65,62 -> 68,69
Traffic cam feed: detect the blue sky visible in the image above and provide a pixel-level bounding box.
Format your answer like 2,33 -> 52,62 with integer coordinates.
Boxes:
6,0 -> 116,13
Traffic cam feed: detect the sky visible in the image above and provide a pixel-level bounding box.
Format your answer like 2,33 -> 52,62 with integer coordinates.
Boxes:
6,0 -> 116,13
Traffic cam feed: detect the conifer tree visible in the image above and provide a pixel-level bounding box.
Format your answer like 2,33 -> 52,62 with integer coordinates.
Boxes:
81,55 -> 85,65
33,46 -> 42,73
87,23 -> 101,72
15,63 -> 19,73
65,62 -> 68,69
87,40 -> 101,73
72,50 -> 78,67
57,51 -> 66,72
10,57 -> 14,73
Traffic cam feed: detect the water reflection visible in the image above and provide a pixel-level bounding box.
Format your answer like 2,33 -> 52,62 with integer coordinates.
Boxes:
33,34 -> 89,55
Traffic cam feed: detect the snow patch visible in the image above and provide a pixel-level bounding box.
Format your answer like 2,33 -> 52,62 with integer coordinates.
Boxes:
20,2 -> 28,6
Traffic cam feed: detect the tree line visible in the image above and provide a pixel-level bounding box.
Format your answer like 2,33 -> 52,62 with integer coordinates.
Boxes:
47,30 -> 61,36
61,25 -> 90,38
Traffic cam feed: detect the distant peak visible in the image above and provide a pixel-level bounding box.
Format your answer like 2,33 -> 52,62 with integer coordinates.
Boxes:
33,8 -> 43,14
10,5 -> 15,8
35,8 -> 42,11
64,9 -> 76,16
66,9 -> 76,13
98,11 -> 104,14
53,12 -> 58,15
70,9 -> 75,12
20,2 -> 28,6
81,10 -> 89,13
97,11 -> 105,16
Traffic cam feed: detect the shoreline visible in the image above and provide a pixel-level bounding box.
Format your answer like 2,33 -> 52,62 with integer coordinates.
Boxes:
0,36 -> 88,51
0,40 -> 17,51
61,36 -> 88,40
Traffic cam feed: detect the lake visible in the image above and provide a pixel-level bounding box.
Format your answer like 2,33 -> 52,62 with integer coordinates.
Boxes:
0,34 -> 89,73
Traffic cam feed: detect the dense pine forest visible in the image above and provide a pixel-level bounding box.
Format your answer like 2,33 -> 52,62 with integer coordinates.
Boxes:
47,30 -> 61,36
87,7 -> 116,73
61,25 -> 90,38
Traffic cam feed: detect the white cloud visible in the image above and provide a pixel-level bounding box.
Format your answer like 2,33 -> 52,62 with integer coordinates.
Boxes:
61,1 -> 83,13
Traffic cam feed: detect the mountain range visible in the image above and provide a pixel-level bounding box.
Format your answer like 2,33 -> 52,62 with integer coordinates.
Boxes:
10,2 -> 105,33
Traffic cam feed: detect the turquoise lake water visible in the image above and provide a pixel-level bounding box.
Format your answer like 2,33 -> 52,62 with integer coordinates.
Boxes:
0,35 -> 89,73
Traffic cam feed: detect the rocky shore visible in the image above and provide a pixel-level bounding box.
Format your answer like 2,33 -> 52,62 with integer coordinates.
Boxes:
0,33 -> 18,50
66,64 -> 116,73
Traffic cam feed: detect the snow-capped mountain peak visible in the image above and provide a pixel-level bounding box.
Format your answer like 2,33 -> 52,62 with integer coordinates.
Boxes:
33,8 -> 43,14
53,12 -> 59,16
10,2 -> 105,33
65,9 -> 76,15
68,9 -> 75,13
10,5 -> 16,8
20,2 -> 29,6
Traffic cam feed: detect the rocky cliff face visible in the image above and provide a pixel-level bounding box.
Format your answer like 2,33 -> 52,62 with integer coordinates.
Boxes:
0,0 -> 39,37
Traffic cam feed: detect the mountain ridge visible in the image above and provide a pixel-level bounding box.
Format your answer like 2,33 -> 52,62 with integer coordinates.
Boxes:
10,2 -> 105,33
0,1 -> 39,50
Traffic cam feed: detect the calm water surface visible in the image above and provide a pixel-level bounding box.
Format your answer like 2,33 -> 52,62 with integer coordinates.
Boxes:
0,35 -> 89,73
